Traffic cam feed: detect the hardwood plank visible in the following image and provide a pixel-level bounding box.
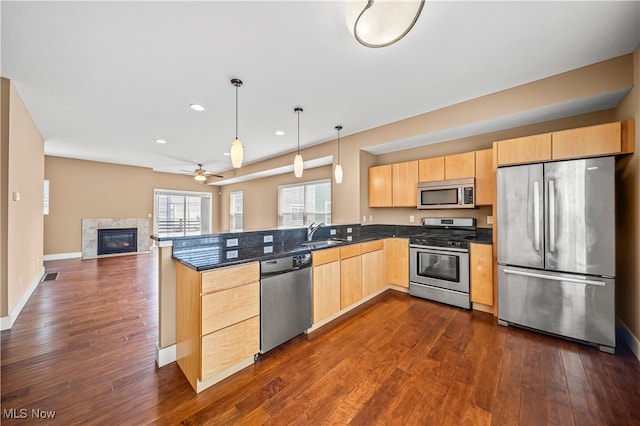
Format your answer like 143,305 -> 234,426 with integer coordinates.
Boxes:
2,253 -> 639,425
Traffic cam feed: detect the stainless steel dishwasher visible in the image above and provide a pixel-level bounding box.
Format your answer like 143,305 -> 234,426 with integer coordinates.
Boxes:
260,253 -> 312,354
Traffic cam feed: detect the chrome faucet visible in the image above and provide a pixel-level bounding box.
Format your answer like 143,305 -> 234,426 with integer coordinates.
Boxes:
307,222 -> 325,241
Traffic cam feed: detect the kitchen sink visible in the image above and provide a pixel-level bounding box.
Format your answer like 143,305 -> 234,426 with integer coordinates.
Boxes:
300,239 -> 345,248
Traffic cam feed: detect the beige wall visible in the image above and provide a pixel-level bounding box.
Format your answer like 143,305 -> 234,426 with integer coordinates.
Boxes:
211,54 -> 634,228
1,79 -> 45,316
614,49 -> 640,342
43,157 -> 219,255
361,109 -> 616,228
1,79 -> 9,316
218,165 -> 332,232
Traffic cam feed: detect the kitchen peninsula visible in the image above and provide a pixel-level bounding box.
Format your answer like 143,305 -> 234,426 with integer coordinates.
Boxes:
153,223 -> 493,392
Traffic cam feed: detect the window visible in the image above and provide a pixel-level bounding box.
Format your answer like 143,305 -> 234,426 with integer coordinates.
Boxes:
278,179 -> 331,227
154,190 -> 212,237
230,191 -> 243,232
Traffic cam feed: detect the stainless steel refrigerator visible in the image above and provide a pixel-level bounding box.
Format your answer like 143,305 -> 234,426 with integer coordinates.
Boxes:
497,156 -> 616,353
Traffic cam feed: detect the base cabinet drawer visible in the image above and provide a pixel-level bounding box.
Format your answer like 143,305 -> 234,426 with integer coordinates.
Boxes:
201,316 -> 260,381
202,282 -> 260,335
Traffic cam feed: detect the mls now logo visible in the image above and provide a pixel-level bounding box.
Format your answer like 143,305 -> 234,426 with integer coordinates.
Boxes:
3,408 -> 56,419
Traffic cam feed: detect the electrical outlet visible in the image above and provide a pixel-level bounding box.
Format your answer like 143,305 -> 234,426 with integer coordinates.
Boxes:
362,215 -> 367,223
409,215 -> 415,223
369,215 -> 373,222
487,216 -> 494,225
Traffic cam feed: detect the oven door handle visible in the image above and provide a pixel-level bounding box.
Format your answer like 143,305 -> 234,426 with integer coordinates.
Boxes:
409,245 -> 469,253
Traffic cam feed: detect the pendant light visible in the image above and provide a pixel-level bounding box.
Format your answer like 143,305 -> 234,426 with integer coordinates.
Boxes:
230,78 -> 243,168
293,107 -> 304,178
334,125 -> 343,184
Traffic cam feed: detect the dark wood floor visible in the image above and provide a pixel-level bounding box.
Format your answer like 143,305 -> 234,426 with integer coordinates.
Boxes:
2,253 -> 639,425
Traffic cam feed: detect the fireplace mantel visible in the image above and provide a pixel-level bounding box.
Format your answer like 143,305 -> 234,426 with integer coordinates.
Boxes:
82,218 -> 150,259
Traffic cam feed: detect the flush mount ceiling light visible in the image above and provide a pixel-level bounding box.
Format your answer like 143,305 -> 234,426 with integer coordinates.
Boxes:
334,125 -> 343,184
190,103 -> 205,111
230,78 -> 244,168
346,0 -> 425,48
293,107 -> 304,178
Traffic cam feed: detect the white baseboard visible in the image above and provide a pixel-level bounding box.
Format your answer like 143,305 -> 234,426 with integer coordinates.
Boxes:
156,343 -> 177,367
1,267 -> 45,331
617,321 -> 640,362
43,252 -> 82,261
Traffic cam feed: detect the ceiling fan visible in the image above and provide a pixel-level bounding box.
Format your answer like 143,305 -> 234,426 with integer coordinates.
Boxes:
181,164 -> 223,182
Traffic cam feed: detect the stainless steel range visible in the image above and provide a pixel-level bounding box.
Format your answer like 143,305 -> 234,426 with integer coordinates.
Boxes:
409,217 -> 476,309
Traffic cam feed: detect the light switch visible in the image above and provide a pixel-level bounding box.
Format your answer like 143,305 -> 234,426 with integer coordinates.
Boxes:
12,192 -> 20,201
487,216 -> 494,225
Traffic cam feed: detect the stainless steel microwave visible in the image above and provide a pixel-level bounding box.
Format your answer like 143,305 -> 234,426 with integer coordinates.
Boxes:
417,178 -> 476,209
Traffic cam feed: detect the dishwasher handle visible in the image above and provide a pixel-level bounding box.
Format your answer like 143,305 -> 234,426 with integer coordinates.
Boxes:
260,254 -> 311,277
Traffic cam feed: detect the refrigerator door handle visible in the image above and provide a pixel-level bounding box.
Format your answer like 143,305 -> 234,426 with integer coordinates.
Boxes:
503,268 -> 606,287
549,179 -> 556,252
533,180 -> 541,251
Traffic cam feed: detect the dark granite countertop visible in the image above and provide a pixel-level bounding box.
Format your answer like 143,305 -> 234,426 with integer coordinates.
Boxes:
166,224 -> 492,272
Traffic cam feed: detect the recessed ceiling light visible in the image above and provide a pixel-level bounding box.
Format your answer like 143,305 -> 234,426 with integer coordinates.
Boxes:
155,139 -> 167,144
223,152 -> 230,156
190,104 -> 205,111
275,131 -> 285,136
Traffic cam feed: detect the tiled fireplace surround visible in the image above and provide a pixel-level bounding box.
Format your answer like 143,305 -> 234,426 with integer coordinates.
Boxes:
82,218 -> 150,259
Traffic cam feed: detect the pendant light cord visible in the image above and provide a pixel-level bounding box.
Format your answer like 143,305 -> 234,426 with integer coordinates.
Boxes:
235,85 -> 239,139
297,110 -> 300,155
294,107 -> 303,155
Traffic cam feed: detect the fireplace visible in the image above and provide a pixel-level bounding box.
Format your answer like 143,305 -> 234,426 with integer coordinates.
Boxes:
97,228 -> 138,256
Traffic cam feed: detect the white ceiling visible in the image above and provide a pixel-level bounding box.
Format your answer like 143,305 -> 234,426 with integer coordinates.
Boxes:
2,1 -> 639,177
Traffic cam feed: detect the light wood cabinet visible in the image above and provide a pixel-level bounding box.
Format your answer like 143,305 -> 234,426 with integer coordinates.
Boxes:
176,261 -> 260,393
369,164 -> 393,207
384,238 -> 409,288
312,247 -> 341,324
470,243 -> 493,306
418,157 -> 445,182
445,152 -> 475,179
551,120 -> 635,160
392,161 -> 419,207
419,153 -> 475,182
369,161 -> 418,207
362,240 -> 384,297
340,244 -> 362,309
495,133 -> 552,166
495,120 -> 635,167
475,148 -> 495,206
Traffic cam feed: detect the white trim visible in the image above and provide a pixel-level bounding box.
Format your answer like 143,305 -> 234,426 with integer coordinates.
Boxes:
617,320 -> 640,361
1,267 -> 45,331
43,252 -> 82,261
156,343 -> 177,367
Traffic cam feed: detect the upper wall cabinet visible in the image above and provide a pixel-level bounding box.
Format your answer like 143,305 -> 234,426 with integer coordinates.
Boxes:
369,164 -> 393,207
445,152 -> 475,179
495,133 -> 552,166
392,161 -> 418,207
495,120 -> 635,167
369,161 -> 418,207
551,120 -> 635,160
418,152 -> 475,182
418,157 -> 445,182
475,148 -> 495,206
